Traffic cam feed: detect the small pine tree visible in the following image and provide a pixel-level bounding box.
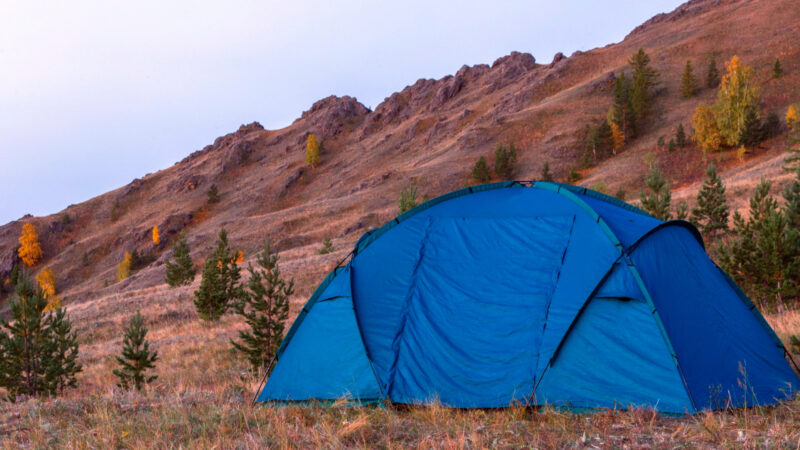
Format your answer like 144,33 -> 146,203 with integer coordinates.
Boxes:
739,106 -> 764,148
612,72 -> 637,138
113,311 -> 158,391
398,182 -> 419,214
540,161 -> 554,182
164,232 -> 196,287
691,164 -> 730,241
674,200 -> 689,220
0,271 -> 81,400
668,138 -> 676,153
681,60 -> 698,98
494,143 -> 518,180
193,228 -> 243,321
718,177 -> 800,307
117,251 -> 131,282
206,184 -> 220,204
639,165 -> 672,221
567,168 -> 581,183
232,240 -> 294,374
676,123 -> 687,148
305,134 -> 321,168
471,156 -> 491,183
629,48 -> 660,122
706,57 -> 720,88
761,111 -> 783,139
318,237 -> 334,255
773,58 -> 783,79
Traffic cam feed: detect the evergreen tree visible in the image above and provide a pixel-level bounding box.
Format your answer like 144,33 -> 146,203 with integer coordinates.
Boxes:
540,161 -> 554,182
674,200 -> 689,220
739,106 -> 764,148
398,182 -> 419,214
668,138 -> 676,153
113,311 -> 158,391
206,184 -> 220,204
773,58 -> 783,79
611,72 -> 636,138
10,264 -> 19,285
761,111 -> 783,140
629,49 -> 660,123
681,60 -> 698,98
691,164 -> 730,241
585,121 -> 613,159
317,237 -> 334,255
718,178 -> 800,307
494,143 -> 518,180
193,228 -> 243,321
471,156 -> 491,183
164,232 -> 196,287
706,57 -> 720,88
0,271 -> 81,400
232,240 -> 294,374
639,165 -> 672,221
676,123 -> 687,148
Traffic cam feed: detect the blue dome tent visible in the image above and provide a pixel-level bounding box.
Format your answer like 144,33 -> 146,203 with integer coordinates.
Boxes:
257,181 -> 799,413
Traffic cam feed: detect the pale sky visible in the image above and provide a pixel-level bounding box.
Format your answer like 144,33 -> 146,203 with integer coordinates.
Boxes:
0,0 -> 684,224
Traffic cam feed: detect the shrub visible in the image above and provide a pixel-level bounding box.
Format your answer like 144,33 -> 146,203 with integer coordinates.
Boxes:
318,237 -> 334,255
398,182 -> 419,214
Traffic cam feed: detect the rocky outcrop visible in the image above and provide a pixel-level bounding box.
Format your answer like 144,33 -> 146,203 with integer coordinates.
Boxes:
297,95 -> 370,138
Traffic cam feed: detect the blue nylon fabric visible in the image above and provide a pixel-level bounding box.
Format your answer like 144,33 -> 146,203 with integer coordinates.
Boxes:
631,225 -> 799,409
594,262 -> 645,301
258,270 -> 381,402
535,296 -> 694,413
386,216 -> 573,407
259,184 -> 795,411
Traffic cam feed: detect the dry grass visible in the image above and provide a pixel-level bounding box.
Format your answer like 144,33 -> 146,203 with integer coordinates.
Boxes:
1,284 -> 799,448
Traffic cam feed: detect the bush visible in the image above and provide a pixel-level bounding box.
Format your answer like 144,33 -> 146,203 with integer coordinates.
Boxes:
206,184 -> 220,204
567,168 -> 581,183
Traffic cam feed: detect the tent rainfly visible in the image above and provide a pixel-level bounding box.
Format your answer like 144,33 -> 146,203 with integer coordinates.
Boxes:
257,181 -> 799,413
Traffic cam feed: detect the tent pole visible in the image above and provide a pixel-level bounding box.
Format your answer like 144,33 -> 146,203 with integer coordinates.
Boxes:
251,353 -> 277,406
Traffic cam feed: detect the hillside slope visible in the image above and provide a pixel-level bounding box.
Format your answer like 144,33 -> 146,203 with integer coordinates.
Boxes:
1,0 -> 799,305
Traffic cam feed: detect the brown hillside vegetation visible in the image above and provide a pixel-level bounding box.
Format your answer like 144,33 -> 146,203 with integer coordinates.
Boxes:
2,0 -> 800,446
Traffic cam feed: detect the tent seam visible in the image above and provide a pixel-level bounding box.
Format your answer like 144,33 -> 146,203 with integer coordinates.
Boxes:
385,217 -> 434,397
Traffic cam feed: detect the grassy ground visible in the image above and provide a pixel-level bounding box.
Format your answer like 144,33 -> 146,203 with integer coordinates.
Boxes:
1,286 -> 799,448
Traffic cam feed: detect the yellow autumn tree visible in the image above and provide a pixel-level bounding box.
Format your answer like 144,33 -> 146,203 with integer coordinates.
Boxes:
787,104 -> 799,130
18,223 -> 43,267
36,268 -> 61,311
692,105 -> 724,154
305,134 -> 320,167
152,226 -> 160,246
118,251 -> 132,282
714,55 -> 759,146
609,122 -> 625,153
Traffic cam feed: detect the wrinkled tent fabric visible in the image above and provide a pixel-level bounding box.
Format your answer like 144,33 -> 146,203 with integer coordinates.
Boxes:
258,181 -> 799,413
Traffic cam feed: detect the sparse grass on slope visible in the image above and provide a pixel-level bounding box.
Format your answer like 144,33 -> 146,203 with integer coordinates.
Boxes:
1,285 -> 799,448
